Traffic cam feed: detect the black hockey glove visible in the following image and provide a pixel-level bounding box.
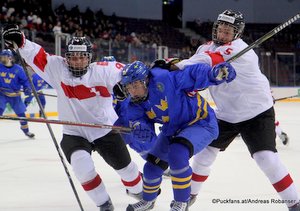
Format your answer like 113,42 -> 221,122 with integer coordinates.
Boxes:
113,82 -> 127,101
150,58 -> 181,71
2,24 -> 24,49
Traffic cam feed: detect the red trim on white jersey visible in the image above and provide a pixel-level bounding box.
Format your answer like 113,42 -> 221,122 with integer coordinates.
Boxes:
33,47 -> 48,72
61,82 -> 111,100
96,61 -> 109,66
205,51 -> 225,66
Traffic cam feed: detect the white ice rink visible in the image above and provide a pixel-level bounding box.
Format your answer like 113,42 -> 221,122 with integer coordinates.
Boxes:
0,101 -> 299,211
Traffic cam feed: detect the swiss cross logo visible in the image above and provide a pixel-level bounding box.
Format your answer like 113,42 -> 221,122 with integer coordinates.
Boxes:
61,82 -> 111,100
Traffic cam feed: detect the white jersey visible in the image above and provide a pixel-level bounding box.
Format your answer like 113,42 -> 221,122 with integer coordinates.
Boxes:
19,39 -> 124,141
176,38 -> 273,123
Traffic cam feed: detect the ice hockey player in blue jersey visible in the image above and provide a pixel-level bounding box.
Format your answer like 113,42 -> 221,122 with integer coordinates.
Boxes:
24,72 -> 50,117
102,54 -> 157,159
0,49 -> 34,138
121,60 -> 236,211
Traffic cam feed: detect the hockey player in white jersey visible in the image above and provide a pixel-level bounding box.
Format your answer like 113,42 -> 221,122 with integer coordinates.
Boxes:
174,9 -> 300,210
2,24 -> 143,211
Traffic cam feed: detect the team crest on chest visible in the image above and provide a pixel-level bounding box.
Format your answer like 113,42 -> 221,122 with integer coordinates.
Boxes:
156,82 -> 164,92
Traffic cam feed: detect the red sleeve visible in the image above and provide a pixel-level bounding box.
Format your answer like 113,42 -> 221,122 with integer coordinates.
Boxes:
205,51 -> 225,66
33,47 -> 48,72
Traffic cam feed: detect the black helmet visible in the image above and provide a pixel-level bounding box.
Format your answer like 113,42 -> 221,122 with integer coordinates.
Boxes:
65,37 -> 93,77
212,9 -> 245,45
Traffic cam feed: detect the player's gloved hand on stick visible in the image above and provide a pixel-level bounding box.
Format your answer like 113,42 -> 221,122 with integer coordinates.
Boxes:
2,24 -> 24,49
209,62 -> 236,84
150,58 -> 181,71
23,88 -> 32,96
131,121 -> 152,143
113,82 -> 127,101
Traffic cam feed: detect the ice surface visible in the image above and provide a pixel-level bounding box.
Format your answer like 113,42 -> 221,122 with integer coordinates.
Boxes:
0,102 -> 299,211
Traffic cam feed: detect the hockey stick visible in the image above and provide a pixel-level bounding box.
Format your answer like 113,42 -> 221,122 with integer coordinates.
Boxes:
13,43 -> 85,211
0,87 -> 57,97
274,89 -> 300,101
29,91 -> 57,97
0,115 -> 132,133
274,94 -> 299,101
227,11 -> 300,63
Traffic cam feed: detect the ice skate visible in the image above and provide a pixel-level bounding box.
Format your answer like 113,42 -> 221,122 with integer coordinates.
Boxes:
289,202 -> 300,211
127,188 -> 161,201
170,194 -> 197,208
170,201 -> 188,211
98,198 -> 114,211
126,189 -> 143,200
126,199 -> 155,211
188,195 -> 197,207
279,132 -> 289,145
25,131 -> 35,138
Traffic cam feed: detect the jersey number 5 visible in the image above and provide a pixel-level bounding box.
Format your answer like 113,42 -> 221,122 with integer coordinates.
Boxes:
224,48 -> 233,55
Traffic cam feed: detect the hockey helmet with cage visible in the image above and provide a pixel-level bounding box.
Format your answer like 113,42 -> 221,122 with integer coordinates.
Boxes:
121,61 -> 149,103
65,37 -> 93,77
212,9 -> 245,45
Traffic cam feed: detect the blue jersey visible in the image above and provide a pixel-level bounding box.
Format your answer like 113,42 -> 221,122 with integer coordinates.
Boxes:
0,63 -> 30,97
128,63 -> 217,137
24,73 -> 50,107
32,73 -> 49,91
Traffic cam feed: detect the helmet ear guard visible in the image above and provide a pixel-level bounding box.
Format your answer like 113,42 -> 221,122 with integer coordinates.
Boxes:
65,37 -> 93,77
212,9 -> 245,45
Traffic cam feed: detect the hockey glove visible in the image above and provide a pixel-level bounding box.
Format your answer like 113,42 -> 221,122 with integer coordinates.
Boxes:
23,88 -> 32,96
2,24 -> 24,49
24,97 -> 31,107
131,121 -> 152,143
113,82 -> 127,101
209,62 -> 236,84
150,58 -> 181,71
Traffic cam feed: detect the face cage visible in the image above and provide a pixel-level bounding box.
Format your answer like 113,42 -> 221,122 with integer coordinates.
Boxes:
212,21 -> 242,46
65,52 -> 92,77
125,80 -> 148,104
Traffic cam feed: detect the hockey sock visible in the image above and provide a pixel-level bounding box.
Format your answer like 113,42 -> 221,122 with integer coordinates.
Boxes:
253,150 -> 300,207
169,143 -> 192,202
143,162 -> 164,201
71,150 -> 109,206
117,161 -> 142,194
17,113 -> 29,133
191,146 -> 219,195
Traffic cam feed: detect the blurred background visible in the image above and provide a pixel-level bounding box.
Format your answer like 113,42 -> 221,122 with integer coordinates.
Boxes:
1,0 -> 300,86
